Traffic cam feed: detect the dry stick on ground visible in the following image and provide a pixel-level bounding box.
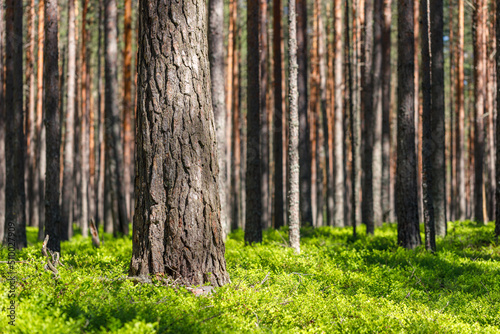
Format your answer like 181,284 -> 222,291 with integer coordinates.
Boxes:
42,235 -> 60,278
89,219 -> 101,248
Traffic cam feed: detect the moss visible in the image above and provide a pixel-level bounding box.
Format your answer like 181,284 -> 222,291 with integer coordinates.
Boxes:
1,221 -> 499,333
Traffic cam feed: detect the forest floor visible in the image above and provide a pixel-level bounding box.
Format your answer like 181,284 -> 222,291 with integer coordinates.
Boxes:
1,221 -> 499,333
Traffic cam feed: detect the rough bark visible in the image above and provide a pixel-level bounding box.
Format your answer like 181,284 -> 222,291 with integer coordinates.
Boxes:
362,0 -> 375,233
420,0 -> 436,251
397,0 -> 421,249
61,0 -> 76,241
333,0 -> 345,227
456,0 -> 466,221
496,0 -> 500,237
43,0 -> 60,252
105,0 -> 128,235
208,0 -> 227,236
273,0 -> 284,228
430,0 -> 446,235
0,0 -> 4,241
381,0 -> 392,222
288,0 -> 300,253
372,0 -> 383,226
130,0 -> 230,287
3,0 -> 26,249
473,0 -> 485,223
297,0 -> 311,225
246,0 -> 263,243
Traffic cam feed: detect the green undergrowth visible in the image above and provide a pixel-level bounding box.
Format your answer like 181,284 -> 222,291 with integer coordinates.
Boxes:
1,221 -> 499,333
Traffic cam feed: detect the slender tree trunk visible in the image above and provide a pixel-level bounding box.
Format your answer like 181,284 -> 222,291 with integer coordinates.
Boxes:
495,0 -> 500,237
473,0 -> 485,223
420,0 -> 436,251
105,0 -> 128,235
449,1 -> 455,221
231,2 -> 241,231
414,0 -> 423,225
26,0 -> 38,229
381,0 -> 391,222
260,0 -> 270,230
123,0 -> 133,222
273,0 -> 284,228
372,0 -> 383,226
486,5 -> 496,222
95,0 -> 103,227
362,0 -> 375,233
80,0 -> 89,238
309,0 -> 319,227
430,0 -> 446,235
36,0 -> 45,241
0,0 -> 4,241
130,0 -> 230,287
246,0 -> 263,243
298,0 -> 311,225
209,0 -> 228,237
456,0 -> 466,220
4,0 -> 26,249
397,0 -> 421,249
288,0 -> 300,253
44,0 -> 60,252
61,0 -> 76,241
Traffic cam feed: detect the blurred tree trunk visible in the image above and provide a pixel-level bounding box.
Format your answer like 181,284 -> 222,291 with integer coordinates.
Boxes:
449,1 -> 455,221
95,0 -> 104,227
0,0 -> 4,241
105,0 -> 128,235
381,0 -> 392,222
260,0 -> 270,230
456,0 -> 466,221
309,0 -> 319,227
298,0 -> 312,225
473,0 -> 485,223
44,0 -> 60,252
4,0 -> 26,249
61,0 -> 76,241
209,0 -> 228,237
130,0 -> 230,287
80,0 -> 89,238
414,0 -> 423,225
495,0 -> 500,237
288,0 -> 300,253
397,0 -> 421,249
324,3 -> 334,227
123,0 -> 133,222
246,0 -> 263,243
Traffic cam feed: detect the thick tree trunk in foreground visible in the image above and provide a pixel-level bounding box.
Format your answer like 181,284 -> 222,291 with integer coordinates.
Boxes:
61,0 -> 76,241
430,0 -> 446,235
0,0 -> 5,241
4,0 -> 26,249
496,0 -> 500,237
246,0 -> 263,243
397,0 -> 421,249
105,0 -> 128,235
288,0 -> 300,253
130,0 -> 230,287
421,0 -> 436,251
209,0 -> 228,236
44,0 -> 60,252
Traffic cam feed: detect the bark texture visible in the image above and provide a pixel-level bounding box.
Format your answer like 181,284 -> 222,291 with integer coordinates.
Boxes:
0,0 -> 4,241
123,0 -> 133,221
456,0 -> 466,220
208,0 -> 227,236
397,0 -> 421,249
130,0 -> 230,287
44,0 -> 60,252
105,0 -> 129,235
288,0 -> 300,253
496,0 -> 500,237
4,0 -> 26,248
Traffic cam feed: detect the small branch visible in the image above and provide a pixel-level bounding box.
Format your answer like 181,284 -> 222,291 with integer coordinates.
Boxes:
89,219 -> 101,248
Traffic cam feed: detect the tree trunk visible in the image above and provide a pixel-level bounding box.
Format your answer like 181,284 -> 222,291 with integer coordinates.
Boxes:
362,0 -> 375,233
381,0 -> 392,222
4,0 -> 26,249
130,0 -> 230,287
298,0 -> 312,225
397,0 -> 421,249
105,0 -> 128,236
95,0 -> 104,227
496,0 -> 500,237
414,0 -> 423,225
430,0 -> 446,235
372,0 -> 383,226
61,0 -> 76,241
309,0 -> 319,227
43,0 -> 60,252
456,0 -> 466,221
80,0 -> 89,238
209,0 -> 227,237
288,0 -> 300,253
246,0 -> 263,243
420,0 -> 436,251
273,0 -> 284,229
123,0 -> 133,222
473,0 -> 485,223
0,0 -> 4,242
260,0 -> 270,230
